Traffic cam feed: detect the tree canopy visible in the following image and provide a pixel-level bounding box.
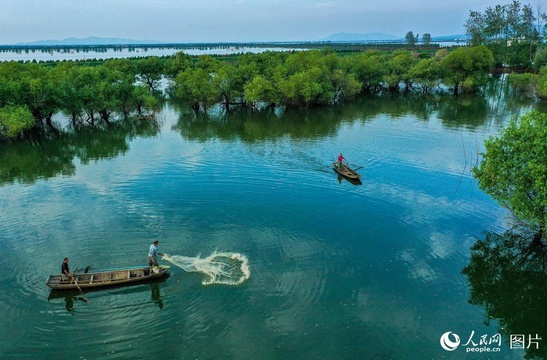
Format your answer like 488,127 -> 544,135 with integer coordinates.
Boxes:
0,46 -> 496,139
464,0 -> 542,68
473,110 -> 547,241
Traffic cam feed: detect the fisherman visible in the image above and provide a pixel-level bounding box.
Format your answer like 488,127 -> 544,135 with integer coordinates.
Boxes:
61,257 -> 72,280
337,153 -> 346,169
148,240 -> 165,273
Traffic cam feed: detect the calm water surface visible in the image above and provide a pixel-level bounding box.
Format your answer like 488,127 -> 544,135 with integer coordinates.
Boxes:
0,46 -> 298,62
0,87 -> 542,359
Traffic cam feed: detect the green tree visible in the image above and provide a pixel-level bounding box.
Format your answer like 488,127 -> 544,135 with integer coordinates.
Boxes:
165,52 -> 193,78
135,57 -> 164,92
507,72 -> 538,94
408,58 -> 442,93
54,63 -> 84,124
382,50 -> 417,91
440,45 -> 494,95
243,75 -> 278,109
132,84 -> 158,117
405,31 -> 417,46
473,110 -> 547,241
535,66 -> 547,98
174,67 -> 219,112
422,33 -> 432,45
0,105 -> 35,138
18,63 -> 61,126
342,51 -> 386,92
330,69 -> 361,103
465,1 -> 542,67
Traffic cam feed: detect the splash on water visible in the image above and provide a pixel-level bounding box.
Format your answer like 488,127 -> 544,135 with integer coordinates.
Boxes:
162,252 -> 250,285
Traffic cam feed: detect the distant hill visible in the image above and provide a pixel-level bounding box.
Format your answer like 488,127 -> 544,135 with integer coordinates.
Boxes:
320,32 -> 402,42
17,37 -> 158,46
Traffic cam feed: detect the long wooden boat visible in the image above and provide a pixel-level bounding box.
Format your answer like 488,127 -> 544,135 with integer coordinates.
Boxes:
332,162 -> 361,180
46,265 -> 170,290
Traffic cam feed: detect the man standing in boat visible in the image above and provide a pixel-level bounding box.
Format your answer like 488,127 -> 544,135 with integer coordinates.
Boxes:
148,240 -> 165,274
61,257 -> 72,280
337,153 -> 346,169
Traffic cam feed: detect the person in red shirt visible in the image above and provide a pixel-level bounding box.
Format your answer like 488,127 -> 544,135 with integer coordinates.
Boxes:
337,153 -> 346,169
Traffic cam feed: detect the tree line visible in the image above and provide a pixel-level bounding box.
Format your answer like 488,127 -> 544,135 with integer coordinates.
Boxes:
0,46 -> 495,139
465,0 -> 547,69
470,2 -> 547,245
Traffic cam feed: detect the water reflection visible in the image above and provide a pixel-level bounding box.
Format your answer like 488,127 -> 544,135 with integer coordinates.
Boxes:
0,118 -> 160,185
47,277 -> 168,312
0,82 -> 536,187
171,104 -> 345,142
48,290 -> 88,312
462,231 -> 547,359
150,282 -> 164,309
336,173 -> 362,186
172,89 -> 525,145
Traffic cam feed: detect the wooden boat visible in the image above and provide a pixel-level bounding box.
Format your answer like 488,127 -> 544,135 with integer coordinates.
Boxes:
332,162 -> 361,180
46,265 -> 170,290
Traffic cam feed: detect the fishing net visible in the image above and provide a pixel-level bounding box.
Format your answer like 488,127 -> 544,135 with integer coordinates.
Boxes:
163,252 -> 250,285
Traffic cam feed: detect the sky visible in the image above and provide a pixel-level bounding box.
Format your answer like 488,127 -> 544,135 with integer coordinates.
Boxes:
0,0 -> 532,44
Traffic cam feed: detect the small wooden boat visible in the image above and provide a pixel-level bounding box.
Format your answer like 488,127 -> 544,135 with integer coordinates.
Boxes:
333,162 -> 361,180
46,265 -> 170,290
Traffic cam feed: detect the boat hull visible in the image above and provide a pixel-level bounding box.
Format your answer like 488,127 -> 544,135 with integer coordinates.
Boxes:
332,163 -> 361,179
46,265 -> 170,290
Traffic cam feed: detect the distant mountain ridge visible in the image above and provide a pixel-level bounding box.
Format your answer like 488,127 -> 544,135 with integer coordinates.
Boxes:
17,37 -> 159,46
14,34 -> 470,46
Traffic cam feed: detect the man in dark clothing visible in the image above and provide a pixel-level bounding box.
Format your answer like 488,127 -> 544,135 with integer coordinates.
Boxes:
61,257 -> 72,280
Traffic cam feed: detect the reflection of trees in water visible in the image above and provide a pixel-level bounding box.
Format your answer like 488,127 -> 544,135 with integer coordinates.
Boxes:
0,80 -> 540,185
462,231 -> 547,359
0,118 -> 161,185
172,91 -> 502,143
172,104 -> 346,143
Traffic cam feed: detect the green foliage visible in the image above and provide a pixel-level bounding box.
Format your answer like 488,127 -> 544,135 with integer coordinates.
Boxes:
341,51 -> 385,92
533,47 -> 547,71
244,76 -> 278,107
464,1 -> 540,67
536,66 -> 547,99
409,58 -> 442,93
135,57 -> 165,91
174,67 -> 219,111
405,31 -> 417,46
0,105 -> 35,138
473,110 -> 547,235
507,72 -> 538,94
440,45 -> 494,94
0,46 -> 503,137
382,50 -> 417,90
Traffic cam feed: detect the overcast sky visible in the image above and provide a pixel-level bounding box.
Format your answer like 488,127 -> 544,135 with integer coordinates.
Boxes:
0,0 -> 532,44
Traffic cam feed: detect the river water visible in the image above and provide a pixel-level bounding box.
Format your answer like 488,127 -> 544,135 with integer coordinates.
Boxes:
0,46 -> 298,62
0,83 -> 543,359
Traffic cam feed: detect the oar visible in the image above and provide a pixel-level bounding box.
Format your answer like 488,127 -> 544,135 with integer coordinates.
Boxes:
72,268 -> 89,303
73,276 -> 89,303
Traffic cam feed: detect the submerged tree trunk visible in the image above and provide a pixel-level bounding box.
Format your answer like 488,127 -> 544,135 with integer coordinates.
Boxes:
99,110 -> 111,123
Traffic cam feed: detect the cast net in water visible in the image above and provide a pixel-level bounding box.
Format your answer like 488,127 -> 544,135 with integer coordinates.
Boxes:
162,252 -> 250,285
